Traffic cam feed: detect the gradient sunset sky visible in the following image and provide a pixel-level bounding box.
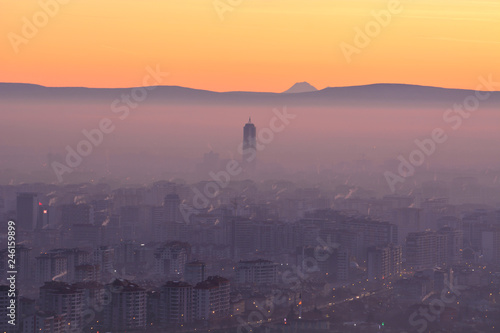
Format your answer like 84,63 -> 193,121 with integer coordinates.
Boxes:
1,0 -> 499,92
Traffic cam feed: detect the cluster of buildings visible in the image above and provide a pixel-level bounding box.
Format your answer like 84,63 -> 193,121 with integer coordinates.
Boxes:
1,154 -> 500,332
1,273 -> 232,332
160,275 -> 230,325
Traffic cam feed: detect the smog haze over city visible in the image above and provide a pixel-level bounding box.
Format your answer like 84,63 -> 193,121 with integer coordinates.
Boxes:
1,1 -> 500,333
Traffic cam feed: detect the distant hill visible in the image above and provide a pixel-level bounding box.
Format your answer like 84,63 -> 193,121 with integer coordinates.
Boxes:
0,82 -> 499,108
282,82 -> 318,94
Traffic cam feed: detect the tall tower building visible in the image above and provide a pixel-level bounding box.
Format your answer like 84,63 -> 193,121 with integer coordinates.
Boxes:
184,261 -> 206,285
405,231 -> 438,270
164,193 -> 182,240
16,192 -> 38,231
193,276 -> 230,320
39,282 -> 84,329
160,281 -> 193,326
367,244 -> 402,280
164,194 -> 181,224
103,279 -> 146,331
242,118 -> 256,171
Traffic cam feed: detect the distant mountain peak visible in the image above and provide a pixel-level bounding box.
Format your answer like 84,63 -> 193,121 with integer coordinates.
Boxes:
282,82 -> 317,94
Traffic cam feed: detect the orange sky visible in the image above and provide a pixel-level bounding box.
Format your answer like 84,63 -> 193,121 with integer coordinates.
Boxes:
1,0 -> 499,92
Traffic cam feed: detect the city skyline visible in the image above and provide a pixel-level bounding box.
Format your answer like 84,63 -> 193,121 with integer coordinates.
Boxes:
1,1 -> 499,332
